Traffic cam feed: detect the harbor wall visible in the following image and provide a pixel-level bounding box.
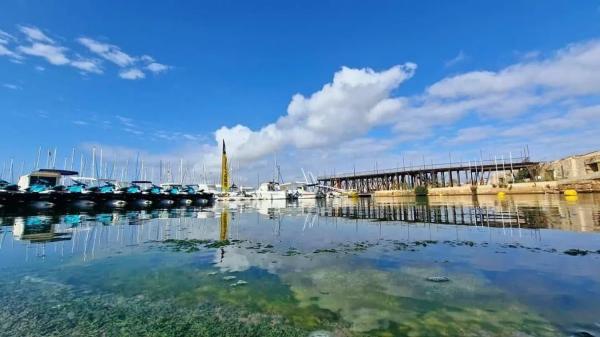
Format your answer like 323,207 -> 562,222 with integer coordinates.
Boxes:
373,180 -> 600,197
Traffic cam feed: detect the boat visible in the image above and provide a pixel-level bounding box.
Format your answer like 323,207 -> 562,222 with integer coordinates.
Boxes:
256,182 -> 293,200
17,169 -> 79,193
0,179 -> 19,192
280,182 -> 326,199
121,181 -> 152,207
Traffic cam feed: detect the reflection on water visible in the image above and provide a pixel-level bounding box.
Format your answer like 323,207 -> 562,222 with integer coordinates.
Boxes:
1,194 -> 600,336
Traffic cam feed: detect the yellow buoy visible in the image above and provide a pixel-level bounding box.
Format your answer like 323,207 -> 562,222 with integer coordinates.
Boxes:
565,195 -> 579,203
564,189 -> 577,196
346,191 -> 359,198
497,191 -> 506,198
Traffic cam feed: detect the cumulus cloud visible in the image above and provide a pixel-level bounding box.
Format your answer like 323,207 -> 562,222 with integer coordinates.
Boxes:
201,39 -> 600,179
215,64 -> 417,161
119,68 -> 145,80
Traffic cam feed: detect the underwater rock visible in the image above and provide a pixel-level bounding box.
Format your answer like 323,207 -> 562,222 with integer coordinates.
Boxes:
572,331 -> 596,337
230,280 -> 248,287
564,249 -> 589,256
206,240 -> 230,248
223,276 -> 236,281
425,276 -> 450,283
308,331 -> 332,337
207,272 -> 218,276
284,248 -> 301,256
313,248 -> 337,254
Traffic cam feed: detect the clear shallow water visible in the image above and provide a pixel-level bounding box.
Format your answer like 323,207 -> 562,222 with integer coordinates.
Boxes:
1,195 -> 600,337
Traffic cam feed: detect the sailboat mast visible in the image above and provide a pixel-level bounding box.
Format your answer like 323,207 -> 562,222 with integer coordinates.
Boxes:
221,140 -> 229,193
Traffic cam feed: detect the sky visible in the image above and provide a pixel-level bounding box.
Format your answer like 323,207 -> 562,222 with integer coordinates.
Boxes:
1,0 -> 600,184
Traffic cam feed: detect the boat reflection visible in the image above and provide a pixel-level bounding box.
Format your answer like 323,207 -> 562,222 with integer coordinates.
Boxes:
0,194 -> 598,264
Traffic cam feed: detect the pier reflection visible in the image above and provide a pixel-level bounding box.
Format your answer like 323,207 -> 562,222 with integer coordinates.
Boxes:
0,194 -> 599,263
303,194 -> 600,232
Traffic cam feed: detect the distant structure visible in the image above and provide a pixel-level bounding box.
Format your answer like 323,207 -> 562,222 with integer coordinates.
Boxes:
318,155 -> 537,193
221,140 -> 229,193
540,151 -> 600,181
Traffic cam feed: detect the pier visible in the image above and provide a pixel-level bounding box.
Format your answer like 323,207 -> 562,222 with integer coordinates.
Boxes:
317,157 -> 539,193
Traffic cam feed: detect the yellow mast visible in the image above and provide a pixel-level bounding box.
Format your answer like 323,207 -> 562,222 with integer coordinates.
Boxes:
221,140 -> 229,193
220,210 -> 229,241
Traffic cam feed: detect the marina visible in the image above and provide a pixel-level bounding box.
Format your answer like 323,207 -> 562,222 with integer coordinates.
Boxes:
2,2 -> 600,336
0,168 -> 214,210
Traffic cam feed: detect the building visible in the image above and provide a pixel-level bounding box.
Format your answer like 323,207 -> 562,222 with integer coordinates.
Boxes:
542,151 -> 600,181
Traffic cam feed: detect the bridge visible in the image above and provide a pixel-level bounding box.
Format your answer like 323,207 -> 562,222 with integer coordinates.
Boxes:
317,157 -> 540,193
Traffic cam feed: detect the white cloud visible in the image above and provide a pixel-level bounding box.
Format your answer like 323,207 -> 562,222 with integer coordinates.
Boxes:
146,62 -> 169,74
77,37 -> 135,67
18,25 -> 54,43
73,120 -> 89,126
35,65 -> 45,71
446,126 -> 496,144
444,50 -> 467,67
119,68 -> 145,80
3,83 -> 21,90
70,58 -> 103,74
0,44 -> 21,60
18,42 -> 70,65
116,115 -> 135,126
2,26 -> 169,79
140,55 -> 154,63
0,29 -> 15,43
0,30 -> 22,60
427,40 -> 600,99
214,64 -> 416,162
392,39 -> 600,138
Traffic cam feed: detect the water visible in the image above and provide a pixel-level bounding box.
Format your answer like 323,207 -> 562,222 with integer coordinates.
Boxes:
1,194 -> 600,337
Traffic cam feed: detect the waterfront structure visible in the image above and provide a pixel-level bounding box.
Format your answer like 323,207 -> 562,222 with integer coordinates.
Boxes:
541,151 -> 600,181
318,156 -> 538,193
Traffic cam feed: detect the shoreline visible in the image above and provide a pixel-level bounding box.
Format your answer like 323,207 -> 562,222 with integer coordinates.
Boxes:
373,179 -> 600,197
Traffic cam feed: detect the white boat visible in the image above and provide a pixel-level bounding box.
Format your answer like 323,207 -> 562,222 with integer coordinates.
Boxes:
256,182 -> 289,200
17,169 -> 78,193
280,182 -> 324,199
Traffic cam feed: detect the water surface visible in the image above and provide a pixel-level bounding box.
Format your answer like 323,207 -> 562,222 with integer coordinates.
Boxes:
1,194 -> 599,336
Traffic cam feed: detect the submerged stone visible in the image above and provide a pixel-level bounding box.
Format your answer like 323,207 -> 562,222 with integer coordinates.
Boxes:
206,240 -> 230,248
313,248 -> 337,254
426,276 -> 450,283
223,276 -> 236,281
230,280 -> 248,287
572,331 -> 596,337
564,249 -> 589,256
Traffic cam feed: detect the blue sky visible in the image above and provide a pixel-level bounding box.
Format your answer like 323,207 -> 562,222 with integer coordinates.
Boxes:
1,1 -> 600,183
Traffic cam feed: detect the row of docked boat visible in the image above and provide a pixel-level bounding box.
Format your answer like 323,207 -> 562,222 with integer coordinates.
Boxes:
216,181 -> 328,201
0,169 -> 213,209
